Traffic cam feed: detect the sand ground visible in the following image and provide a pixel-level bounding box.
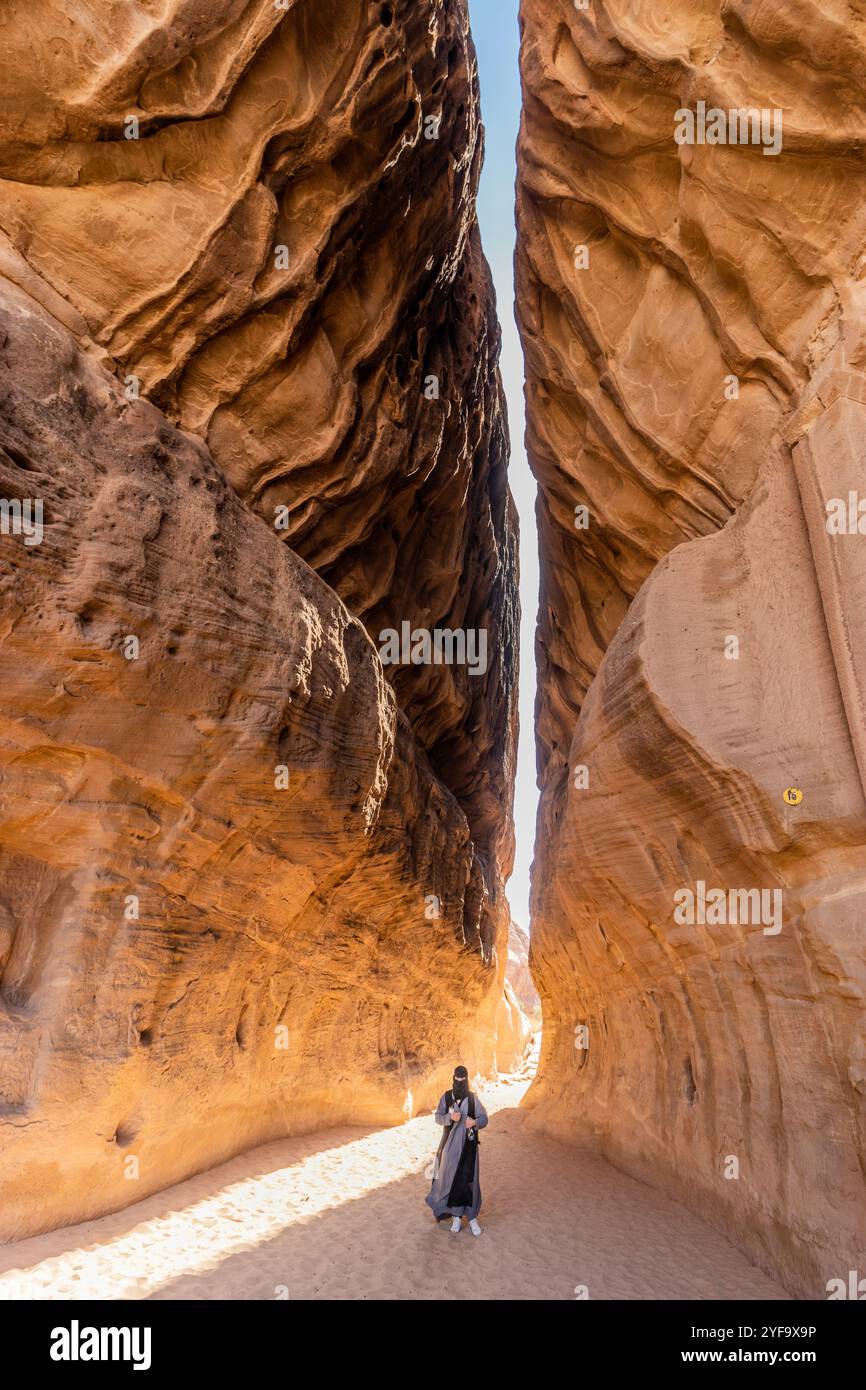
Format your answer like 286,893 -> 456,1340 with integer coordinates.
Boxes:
0,1071 -> 787,1301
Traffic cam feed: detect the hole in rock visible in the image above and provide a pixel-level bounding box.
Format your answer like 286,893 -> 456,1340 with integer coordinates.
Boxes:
112,1122 -> 138,1148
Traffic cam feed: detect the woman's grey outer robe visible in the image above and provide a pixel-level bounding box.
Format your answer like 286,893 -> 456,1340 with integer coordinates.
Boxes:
425,1091 -> 489,1221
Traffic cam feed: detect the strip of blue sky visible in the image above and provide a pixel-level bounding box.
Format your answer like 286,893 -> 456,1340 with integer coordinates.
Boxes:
469,0 -> 538,928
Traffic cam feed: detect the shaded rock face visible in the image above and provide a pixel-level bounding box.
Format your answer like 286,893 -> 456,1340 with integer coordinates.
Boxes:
517,0 -> 866,1295
0,0 -> 518,1240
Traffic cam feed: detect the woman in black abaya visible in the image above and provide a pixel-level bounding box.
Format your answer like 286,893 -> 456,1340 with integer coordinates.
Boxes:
425,1066 -> 489,1235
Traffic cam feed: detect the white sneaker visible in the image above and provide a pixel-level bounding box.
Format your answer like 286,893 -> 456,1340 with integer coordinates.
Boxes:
450,1217 -> 462,1234
469,1219 -> 482,1237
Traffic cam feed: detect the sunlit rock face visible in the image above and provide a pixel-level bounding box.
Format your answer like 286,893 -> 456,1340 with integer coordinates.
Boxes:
516,0 -> 866,1295
507,920 -> 539,1024
0,0 -> 518,1239
494,923 -> 538,1072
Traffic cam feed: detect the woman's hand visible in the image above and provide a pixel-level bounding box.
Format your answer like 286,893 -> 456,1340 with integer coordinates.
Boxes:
449,1108 -> 461,1122
465,1116 -> 477,1129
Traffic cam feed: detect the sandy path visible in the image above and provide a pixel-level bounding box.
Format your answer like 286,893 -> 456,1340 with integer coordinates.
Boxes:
0,1074 -> 786,1301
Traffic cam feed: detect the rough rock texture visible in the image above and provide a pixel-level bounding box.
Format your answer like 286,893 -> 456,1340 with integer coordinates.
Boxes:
0,0 -> 518,1240
493,924 -> 537,1072
507,920 -> 540,1022
492,982 -> 530,1073
517,0 -> 866,1296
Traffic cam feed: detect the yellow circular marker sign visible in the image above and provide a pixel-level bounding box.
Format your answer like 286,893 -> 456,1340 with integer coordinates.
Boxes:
783,787 -> 804,806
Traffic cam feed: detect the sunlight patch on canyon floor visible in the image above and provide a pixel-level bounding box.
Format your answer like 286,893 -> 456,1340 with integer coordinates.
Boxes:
0,1072 -> 534,1301
0,1053 -> 786,1302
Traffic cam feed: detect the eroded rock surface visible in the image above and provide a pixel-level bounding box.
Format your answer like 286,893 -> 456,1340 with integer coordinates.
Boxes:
0,0 -> 518,1239
507,920 -> 539,1024
517,0 -> 866,1296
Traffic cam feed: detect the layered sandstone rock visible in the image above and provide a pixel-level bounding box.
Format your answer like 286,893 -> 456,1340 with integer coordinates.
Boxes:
0,0 -> 518,1240
493,981 -> 531,1073
517,0 -> 866,1296
506,920 -> 540,1023
492,923 -> 538,1073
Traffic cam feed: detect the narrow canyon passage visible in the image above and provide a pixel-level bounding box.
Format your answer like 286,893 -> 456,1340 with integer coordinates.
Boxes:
0,1066 -> 785,1302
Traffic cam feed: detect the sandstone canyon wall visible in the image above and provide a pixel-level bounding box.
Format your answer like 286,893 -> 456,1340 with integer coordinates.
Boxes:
495,922 -> 539,1073
517,0 -> 866,1295
0,0 -> 519,1240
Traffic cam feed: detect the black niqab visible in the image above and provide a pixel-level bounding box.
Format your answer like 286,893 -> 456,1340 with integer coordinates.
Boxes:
452,1065 -> 469,1101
